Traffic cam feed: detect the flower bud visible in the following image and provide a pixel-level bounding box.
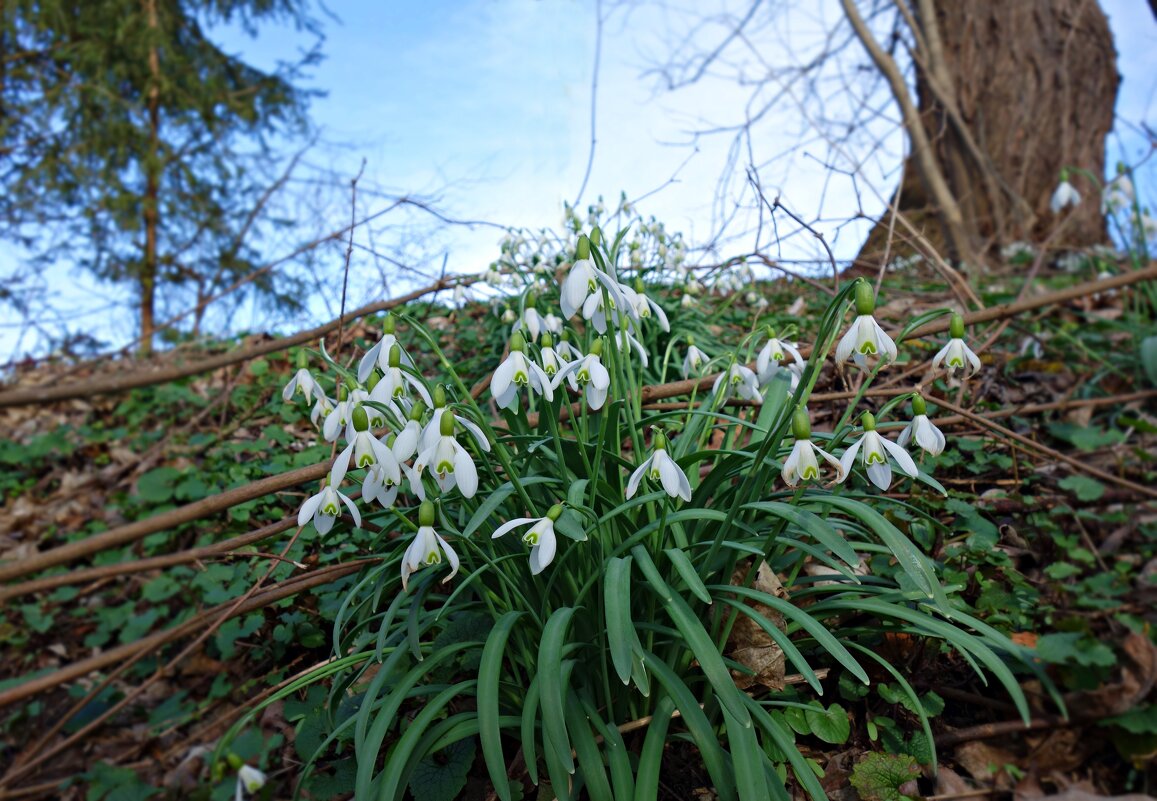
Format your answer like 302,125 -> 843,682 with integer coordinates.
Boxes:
352,406 -> 369,432
912,394 -> 927,416
382,313 -> 396,334
854,279 -> 876,316
949,312 -> 965,340
439,409 -> 455,436
791,407 -> 811,440
576,235 -> 591,260
419,501 -> 436,527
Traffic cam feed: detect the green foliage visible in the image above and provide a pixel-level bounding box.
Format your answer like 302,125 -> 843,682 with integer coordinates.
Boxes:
0,0 -> 321,342
204,217 -> 1046,801
849,753 -> 920,801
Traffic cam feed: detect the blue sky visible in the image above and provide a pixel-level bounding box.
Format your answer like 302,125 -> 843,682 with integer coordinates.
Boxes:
2,0 -> 1154,358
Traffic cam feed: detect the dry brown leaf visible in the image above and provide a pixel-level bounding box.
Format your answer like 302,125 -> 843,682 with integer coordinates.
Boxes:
726,561 -> 787,691
954,740 -> 1020,788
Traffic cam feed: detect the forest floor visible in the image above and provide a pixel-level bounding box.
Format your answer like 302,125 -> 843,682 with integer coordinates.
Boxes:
0,260 -> 1155,801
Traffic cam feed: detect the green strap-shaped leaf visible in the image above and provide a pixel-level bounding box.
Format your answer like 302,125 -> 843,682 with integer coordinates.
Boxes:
478,611 -> 524,801
709,584 -> 868,685
742,695 -> 828,801
539,606 -> 578,775
714,596 -> 821,693
631,546 -> 751,725
520,674 -> 541,786
605,556 -> 640,685
376,680 -> 477,801
566,693 -> 614,801
663,547 -> 712,604
632,696 -> 677,801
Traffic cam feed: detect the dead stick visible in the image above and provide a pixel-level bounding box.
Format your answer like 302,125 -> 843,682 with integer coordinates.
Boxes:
0,519 -> 295,602
0,276 -> 476,409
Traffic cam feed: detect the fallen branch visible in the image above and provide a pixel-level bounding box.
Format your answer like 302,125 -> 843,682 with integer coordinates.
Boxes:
0,463 -> 325,583
0,276 -> 474,409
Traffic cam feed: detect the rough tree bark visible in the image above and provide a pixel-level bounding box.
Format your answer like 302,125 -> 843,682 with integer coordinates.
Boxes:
854,0 -> 1119,273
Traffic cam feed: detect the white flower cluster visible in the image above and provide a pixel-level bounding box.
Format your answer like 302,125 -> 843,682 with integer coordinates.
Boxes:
282,315 -> 491,587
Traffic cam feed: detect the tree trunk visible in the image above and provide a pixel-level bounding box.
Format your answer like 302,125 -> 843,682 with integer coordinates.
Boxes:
854,0 -> 1119,273
140,0 -> 162,356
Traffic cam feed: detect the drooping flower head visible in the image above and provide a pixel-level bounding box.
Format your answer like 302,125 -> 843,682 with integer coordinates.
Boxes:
781,407 -> 846,487
358,313 -> 413,383
682,337 -> 710,379
712,362 -> 762,404
492,503 -> 564,575
1050,170 -> 1081,214
414,405 -> 480,497
492,331 -> 555,411
402,501 -> 460,590
836,280 -> 897,371
931,312 -> 981,378
555,337 -> 611,410
626,430 -> 692,501
839,412 -> 919,492
897,394 -> 946,457
756,327 -> 804,385
282,350 -> 318,404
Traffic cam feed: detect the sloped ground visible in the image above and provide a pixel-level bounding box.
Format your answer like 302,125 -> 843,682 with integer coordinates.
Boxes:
0,267 -> 1155,800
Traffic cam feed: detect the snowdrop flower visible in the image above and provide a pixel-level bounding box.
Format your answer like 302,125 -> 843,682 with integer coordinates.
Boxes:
1050,172 -> 1081,214
392,403 -> 426,462
555,331 -> 583,363
625,280 -> 670,332
492,504 -> 563,575
542,312 -> 564,336
402,502 -> 460,590
310,392 -> 333,427
839,412 -> 919,492
560,236 -> 624,319
419,386 -> 491,455
282,352 -> 318,403
492,332 -> 555,411
932,313 -> 981,378
896,395 -> 946,457
712,363 -> 762,404
781,408 -> 846,487
555,339 -> 611,410
512,300 -> 547,342
539,333 -> 567,377
234,764 -> 266,801
298,477 -> 361,536
501,308 -> 517,325
683,278 -> 704,296
682,339 -> 710,379
835,280 -> 897,371
334,407 -> 398,475
414,410 -> 479,497
626,432 -> 692,501
614,329 -> 649,368
371,344 -> 433,409
681,294 -> 698,309
756,330 -> 804,385
358,313 -> 413,382
321,388 -> 352,443
1102,177 -> 1133,215
483,266 -> 504,287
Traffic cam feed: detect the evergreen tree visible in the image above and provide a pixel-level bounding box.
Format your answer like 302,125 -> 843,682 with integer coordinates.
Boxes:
0,0 -> 321,352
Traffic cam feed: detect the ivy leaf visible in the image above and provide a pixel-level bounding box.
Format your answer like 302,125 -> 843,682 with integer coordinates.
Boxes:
1058,475 -> 1105,501
408,738 -> 476,801
1035,633 -> 1117,667
135,467 -> 181,504
805,702 -> 851,744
